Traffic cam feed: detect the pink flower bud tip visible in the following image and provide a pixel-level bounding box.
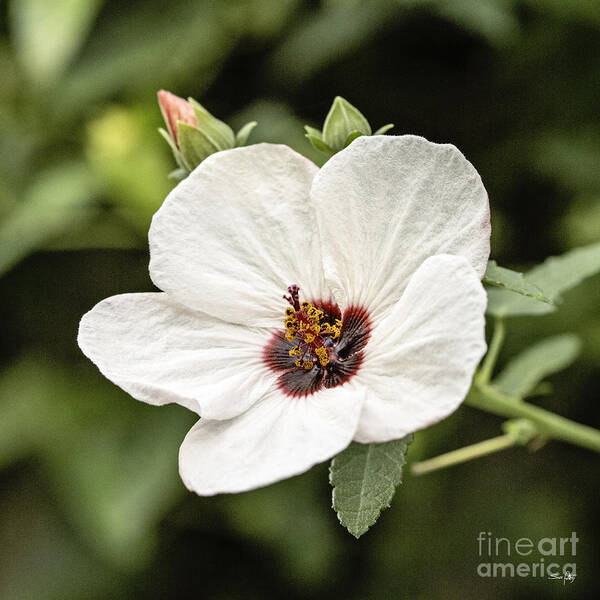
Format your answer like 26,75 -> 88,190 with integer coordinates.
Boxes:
157,90 -> 198,145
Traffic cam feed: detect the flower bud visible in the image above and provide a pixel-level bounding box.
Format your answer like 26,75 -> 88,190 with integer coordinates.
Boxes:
157,90 -> 257,178
305,96 -> 394,157
157,90 -> 198,145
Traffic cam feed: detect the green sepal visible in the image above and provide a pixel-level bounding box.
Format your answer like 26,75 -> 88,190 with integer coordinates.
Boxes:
322,96 -> 371,152
374,123 -> 395,135
305,134 -> 335,156
177,122 -> 220,171
343,130 -> 364,147
304,125 -> 323,139
235,121 -> 257,147
188,98 -> 235,150
158,127 -> 187,171
168,168 -> 188,181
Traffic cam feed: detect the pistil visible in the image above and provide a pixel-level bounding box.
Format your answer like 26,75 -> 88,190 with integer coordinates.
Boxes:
283,285 -> 341,370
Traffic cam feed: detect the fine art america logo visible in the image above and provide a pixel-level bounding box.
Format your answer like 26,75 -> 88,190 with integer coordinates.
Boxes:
477,532 -> 577,584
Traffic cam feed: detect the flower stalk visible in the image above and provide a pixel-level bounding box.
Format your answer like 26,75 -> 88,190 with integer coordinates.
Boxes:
475,317 -> 505,385
469,318 -> 600,453
466,384 -> 600,453
413,317 -> 600,475
411,434 -> 518,475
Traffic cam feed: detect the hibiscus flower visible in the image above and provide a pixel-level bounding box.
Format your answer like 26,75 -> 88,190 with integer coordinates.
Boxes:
78,135 -> 490,495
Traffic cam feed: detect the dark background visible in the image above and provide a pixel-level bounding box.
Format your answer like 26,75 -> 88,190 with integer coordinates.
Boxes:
1,1 -> 599,598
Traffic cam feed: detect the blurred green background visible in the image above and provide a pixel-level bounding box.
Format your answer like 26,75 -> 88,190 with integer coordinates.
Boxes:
1,1 -> 599,598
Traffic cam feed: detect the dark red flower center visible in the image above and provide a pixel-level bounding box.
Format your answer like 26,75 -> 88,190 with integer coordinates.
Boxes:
263,285 -> 371,397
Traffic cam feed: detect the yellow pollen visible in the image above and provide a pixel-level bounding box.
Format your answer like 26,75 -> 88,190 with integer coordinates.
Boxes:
282,296 -> 340,370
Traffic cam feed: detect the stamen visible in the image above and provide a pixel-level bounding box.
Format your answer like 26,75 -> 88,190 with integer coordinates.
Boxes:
263,287 -> 371,397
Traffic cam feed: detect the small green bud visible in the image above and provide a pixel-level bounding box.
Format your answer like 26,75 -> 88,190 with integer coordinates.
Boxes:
304,96 -> 394,157
502,418 -> 538,445
323,96 -> 371,151
157,90 -> 257,175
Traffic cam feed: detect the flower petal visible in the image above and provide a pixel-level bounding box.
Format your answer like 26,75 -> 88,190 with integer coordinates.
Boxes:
78,293 -> 274,419
353,254 -> 487,443
179,383 -> 365,495
311,135 -> 490,321
149,143 -> 325,328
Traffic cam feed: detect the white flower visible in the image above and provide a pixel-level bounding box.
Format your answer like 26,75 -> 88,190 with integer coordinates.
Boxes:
78,136 -> 490,495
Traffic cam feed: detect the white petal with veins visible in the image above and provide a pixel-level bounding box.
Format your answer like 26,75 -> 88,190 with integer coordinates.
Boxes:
149,143 -> 326,328
78,293 -> 274,419
179,383 -> 365,495
353,254 -> 487,443
311,135 -> 490,321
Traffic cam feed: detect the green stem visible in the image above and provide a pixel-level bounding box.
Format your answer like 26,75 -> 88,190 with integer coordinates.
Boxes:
476,317 -> 505,385
466,385 -> 600,453
411,434 -> 517,475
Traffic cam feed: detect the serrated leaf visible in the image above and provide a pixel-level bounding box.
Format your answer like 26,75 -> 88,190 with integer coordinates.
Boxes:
330,435 -> 412,538
322,96 -> 371,152
483,260 -> 553,304
494,334 -> 582,398
235,121 -> 257,147
374,123 -> 394,135
188,98 -> 235,150
486,242 -> 600,317
305,134 -> 334,156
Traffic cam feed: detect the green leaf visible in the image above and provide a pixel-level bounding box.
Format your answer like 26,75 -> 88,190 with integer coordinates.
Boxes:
188,98 -> 235,150
235,121 -> 257,146
483,260 -> 553,304
9,0 -> 102,86
0,162 -> 98,276
330,435 -> 412,538
177,122 -> 221,170
486,242 -> 600,317
494,334 -> 582,398
322,96 -> 371,152
305,134 -> 335,156
373,123 -> 395,135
